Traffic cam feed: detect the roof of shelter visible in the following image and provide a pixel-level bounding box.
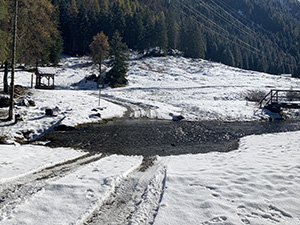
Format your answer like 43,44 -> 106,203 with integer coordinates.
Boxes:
36,67 -> 56,75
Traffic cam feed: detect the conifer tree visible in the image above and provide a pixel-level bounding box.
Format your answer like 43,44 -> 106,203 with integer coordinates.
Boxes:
154,12 -> 168,52
166,6 -> 178,51
179,19 -> 206,59
137,12 -> 155,53
89,31 -> 110,75
105,30 -> 128,88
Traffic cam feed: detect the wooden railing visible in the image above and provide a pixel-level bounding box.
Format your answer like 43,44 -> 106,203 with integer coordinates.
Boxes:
259,89 -> 300,109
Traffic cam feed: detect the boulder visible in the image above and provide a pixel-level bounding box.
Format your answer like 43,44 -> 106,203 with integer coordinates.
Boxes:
45,108 -> 54,116
14,114 -> 23,124
169,113 -> 185,121
54,124 -> 75,131
0,96 -> 10,108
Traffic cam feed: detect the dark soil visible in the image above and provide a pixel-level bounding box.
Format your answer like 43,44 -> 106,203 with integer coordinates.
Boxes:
36,118 -> 300,156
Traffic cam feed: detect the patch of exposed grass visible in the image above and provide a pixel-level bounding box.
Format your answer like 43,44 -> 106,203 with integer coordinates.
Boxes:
244,90 -> 267,103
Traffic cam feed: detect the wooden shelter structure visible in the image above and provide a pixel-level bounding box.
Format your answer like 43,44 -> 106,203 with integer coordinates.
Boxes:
35,67 -> 55,89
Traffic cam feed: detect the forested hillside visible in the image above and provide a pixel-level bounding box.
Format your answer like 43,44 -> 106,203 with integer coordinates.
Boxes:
1,0 -> 300,76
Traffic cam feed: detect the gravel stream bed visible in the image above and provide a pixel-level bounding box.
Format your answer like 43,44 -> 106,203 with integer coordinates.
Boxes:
37,119 -> 300,156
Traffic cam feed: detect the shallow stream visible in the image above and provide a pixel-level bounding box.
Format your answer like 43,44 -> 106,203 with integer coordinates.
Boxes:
37,119 -> 300,156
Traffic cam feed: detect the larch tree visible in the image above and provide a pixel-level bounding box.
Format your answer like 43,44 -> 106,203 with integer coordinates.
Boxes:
18,0 -> 62,65
89,31 -> 110,75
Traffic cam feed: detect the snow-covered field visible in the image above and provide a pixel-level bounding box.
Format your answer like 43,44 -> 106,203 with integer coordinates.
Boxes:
0,55 -> 300,224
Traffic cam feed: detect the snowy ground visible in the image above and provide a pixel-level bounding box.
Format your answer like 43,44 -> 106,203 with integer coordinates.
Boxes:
0,132 -> 299,224
2,54 -> 300,141
0,55 -> 300,224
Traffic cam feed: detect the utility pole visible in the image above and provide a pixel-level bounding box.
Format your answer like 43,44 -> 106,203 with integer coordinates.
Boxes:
8,0 -> 18,120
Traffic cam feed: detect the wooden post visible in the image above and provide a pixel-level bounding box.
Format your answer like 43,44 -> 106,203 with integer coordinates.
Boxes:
31,73 -> 33,88
270,90 -> 273,104
98,88 -> 101,106
8,0 -> 18,120
4,61 -> 9,94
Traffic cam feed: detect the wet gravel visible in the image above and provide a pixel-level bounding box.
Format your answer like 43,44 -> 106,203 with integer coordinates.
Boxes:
37,119 -> 300,156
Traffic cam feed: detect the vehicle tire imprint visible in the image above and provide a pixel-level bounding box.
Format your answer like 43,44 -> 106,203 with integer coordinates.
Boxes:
82,156 -> 168,225
0,153 -> 105,221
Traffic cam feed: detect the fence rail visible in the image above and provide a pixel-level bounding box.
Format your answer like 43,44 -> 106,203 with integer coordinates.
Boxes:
259,89 -> 300,109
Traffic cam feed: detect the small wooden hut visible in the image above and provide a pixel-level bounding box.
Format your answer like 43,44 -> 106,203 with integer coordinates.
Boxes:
35,67 -> 55,89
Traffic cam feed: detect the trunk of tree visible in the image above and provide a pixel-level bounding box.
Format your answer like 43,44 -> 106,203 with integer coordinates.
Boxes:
4,60 -> 9,94
99,52 -> 102,75
9,0 -> 18,121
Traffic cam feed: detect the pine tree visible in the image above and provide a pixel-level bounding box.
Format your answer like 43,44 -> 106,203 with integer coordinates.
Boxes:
179,19 -> 206,59
105,30 -> 128,88
221,47 -> 235,67
166,6 -> 178,51
89,31 -> 110,75
137,11 -> 155,52
65,0 -> 79,54
108,1 -> 126,37
154,12 -> 168,52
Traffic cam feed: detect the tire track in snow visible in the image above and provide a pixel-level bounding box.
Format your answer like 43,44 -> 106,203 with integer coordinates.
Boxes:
102,95 -> 159,119
82,156 -> 168,225
0,153 -> 105,221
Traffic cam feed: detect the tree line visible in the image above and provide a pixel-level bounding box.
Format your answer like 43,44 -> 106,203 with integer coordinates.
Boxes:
1,0 -> 300,77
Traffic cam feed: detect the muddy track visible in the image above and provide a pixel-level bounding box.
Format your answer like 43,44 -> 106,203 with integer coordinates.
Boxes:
0,153 -> 105,220
82,156 -> 167,225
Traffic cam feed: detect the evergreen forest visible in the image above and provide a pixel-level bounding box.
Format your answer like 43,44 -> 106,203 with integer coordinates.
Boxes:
1,0 -> 300,76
